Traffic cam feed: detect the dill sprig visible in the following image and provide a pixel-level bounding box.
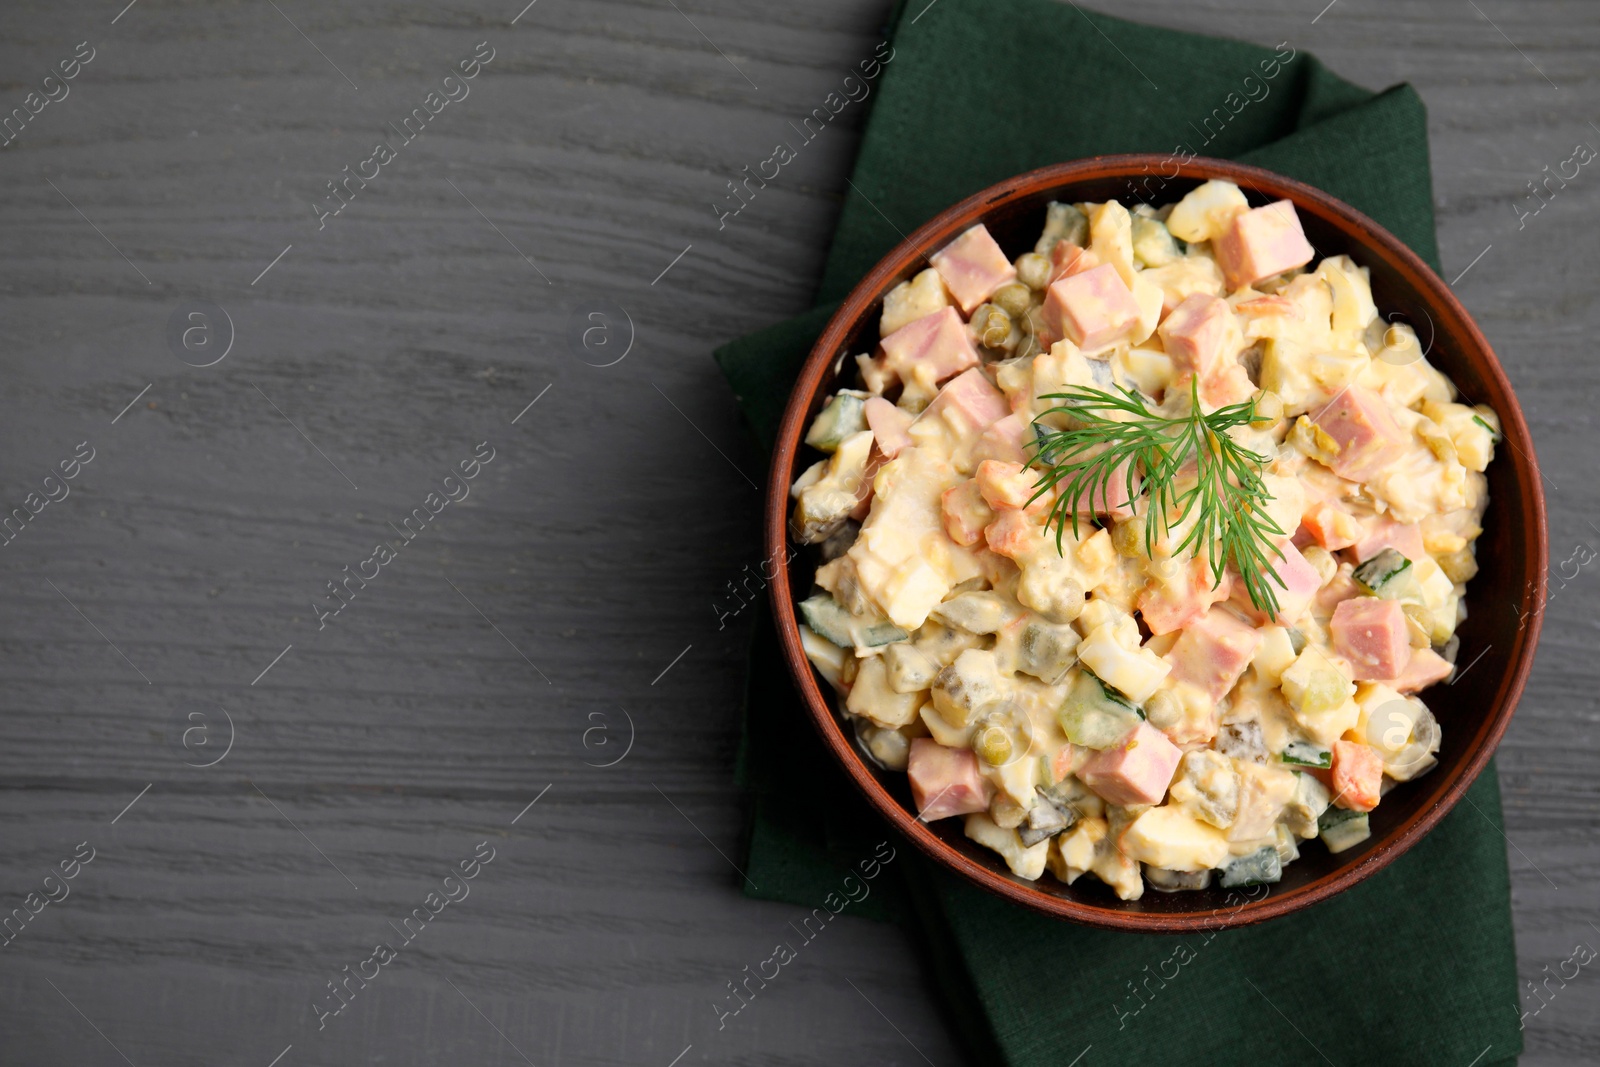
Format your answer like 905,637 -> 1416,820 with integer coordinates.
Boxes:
1027,379 -> 1287,616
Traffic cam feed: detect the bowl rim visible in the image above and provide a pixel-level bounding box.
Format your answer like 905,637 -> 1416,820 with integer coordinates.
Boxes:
763,154 -> 1547,931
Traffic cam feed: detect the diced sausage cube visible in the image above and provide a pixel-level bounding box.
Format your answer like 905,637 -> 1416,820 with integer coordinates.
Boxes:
1331,596 -> 1411,681
974,460 -> 1039,511
1080,721 -> 1183,807
1138,556 -> 1232,635
1353,518 -> 1426,563
1166,607 -> 1264,701
1309,385 -> 1408,481
973,413 -> 1029,466
1064,455 -> 1137,521
940,480 -> 994,547
1314,568 -> 1362,619
1048,241 -> 1100,283
1235,295 -> 1302,321
1330,739 -> 1384,812
919,367 -> 1010,442
878,307 -> 980,394
1040,263 -> 1142,352
1213,199 -> 1316,290
1301,500 -> 1361,551
983,508 -> 1042,561
1232,541 -> 1322,626
907,738 -> 994,821
1208,364 -> 1259,407
1158,294 -> 1242,379
931,223 -> 1017,313
1386,646 -> 1454,692
864,396 -> 915,459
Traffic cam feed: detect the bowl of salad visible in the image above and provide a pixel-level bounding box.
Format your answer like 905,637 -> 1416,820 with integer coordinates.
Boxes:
765,156 -> 1546,930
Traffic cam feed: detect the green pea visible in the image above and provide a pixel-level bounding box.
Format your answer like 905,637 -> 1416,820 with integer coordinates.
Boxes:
974,724 -> 1013,766
991,282 -> 1032,318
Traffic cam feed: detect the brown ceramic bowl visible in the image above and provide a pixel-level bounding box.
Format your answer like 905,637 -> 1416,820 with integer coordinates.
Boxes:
764,156 -> 1547,930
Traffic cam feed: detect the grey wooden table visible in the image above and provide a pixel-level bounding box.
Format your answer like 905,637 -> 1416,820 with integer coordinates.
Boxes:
0,1 -> 1594,1064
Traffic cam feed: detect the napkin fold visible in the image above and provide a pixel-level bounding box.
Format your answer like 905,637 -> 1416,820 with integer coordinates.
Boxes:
715,3 -> 1522,1064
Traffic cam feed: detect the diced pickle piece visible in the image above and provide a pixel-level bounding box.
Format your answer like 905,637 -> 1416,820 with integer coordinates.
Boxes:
1017,794 -> 1074,846
1015,619 -> 1081,684
1218,846 -> 1282,888
880,268 -> 952,337
1318,806 -> 1371,853
1214,721 -> 1268,763
1017,557 -> 1085,624
804,391 -> 868,452
1284,772 -> 1331,839
1168,750 -> 1240,829
1131,215 -> 1183,268
1035,201 -> 1089,256
790,430 -> 873,543
913,619 -> 986,667
884,642 -> 940,694
931,649 -> 1005,727
1144,865 -> 1213,892
932,591 -> 1022,635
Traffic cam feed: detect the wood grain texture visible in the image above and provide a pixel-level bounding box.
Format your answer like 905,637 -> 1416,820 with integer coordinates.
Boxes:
0,0 -> 1594,1064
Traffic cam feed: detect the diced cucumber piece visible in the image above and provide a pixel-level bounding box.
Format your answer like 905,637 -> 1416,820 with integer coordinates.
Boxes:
1471,414 -> 1500,441
1287,627 -> 1308,655
1016,619 -> 1080,684
1057,670 -> 1143,750
803,391 -> 868,453
1218,846 -> 1282,888
1318,806 -> 1371,854
1353,548 -> 1420,601
1144,866 -> 1213,892
1034,201 -> 1088,255
1131,215 -> 1183,268
798,594 -> 907,651
1280,741 -> 1332,770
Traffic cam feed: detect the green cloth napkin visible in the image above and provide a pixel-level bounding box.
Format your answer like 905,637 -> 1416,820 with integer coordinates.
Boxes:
715,3 -> 1523,1064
